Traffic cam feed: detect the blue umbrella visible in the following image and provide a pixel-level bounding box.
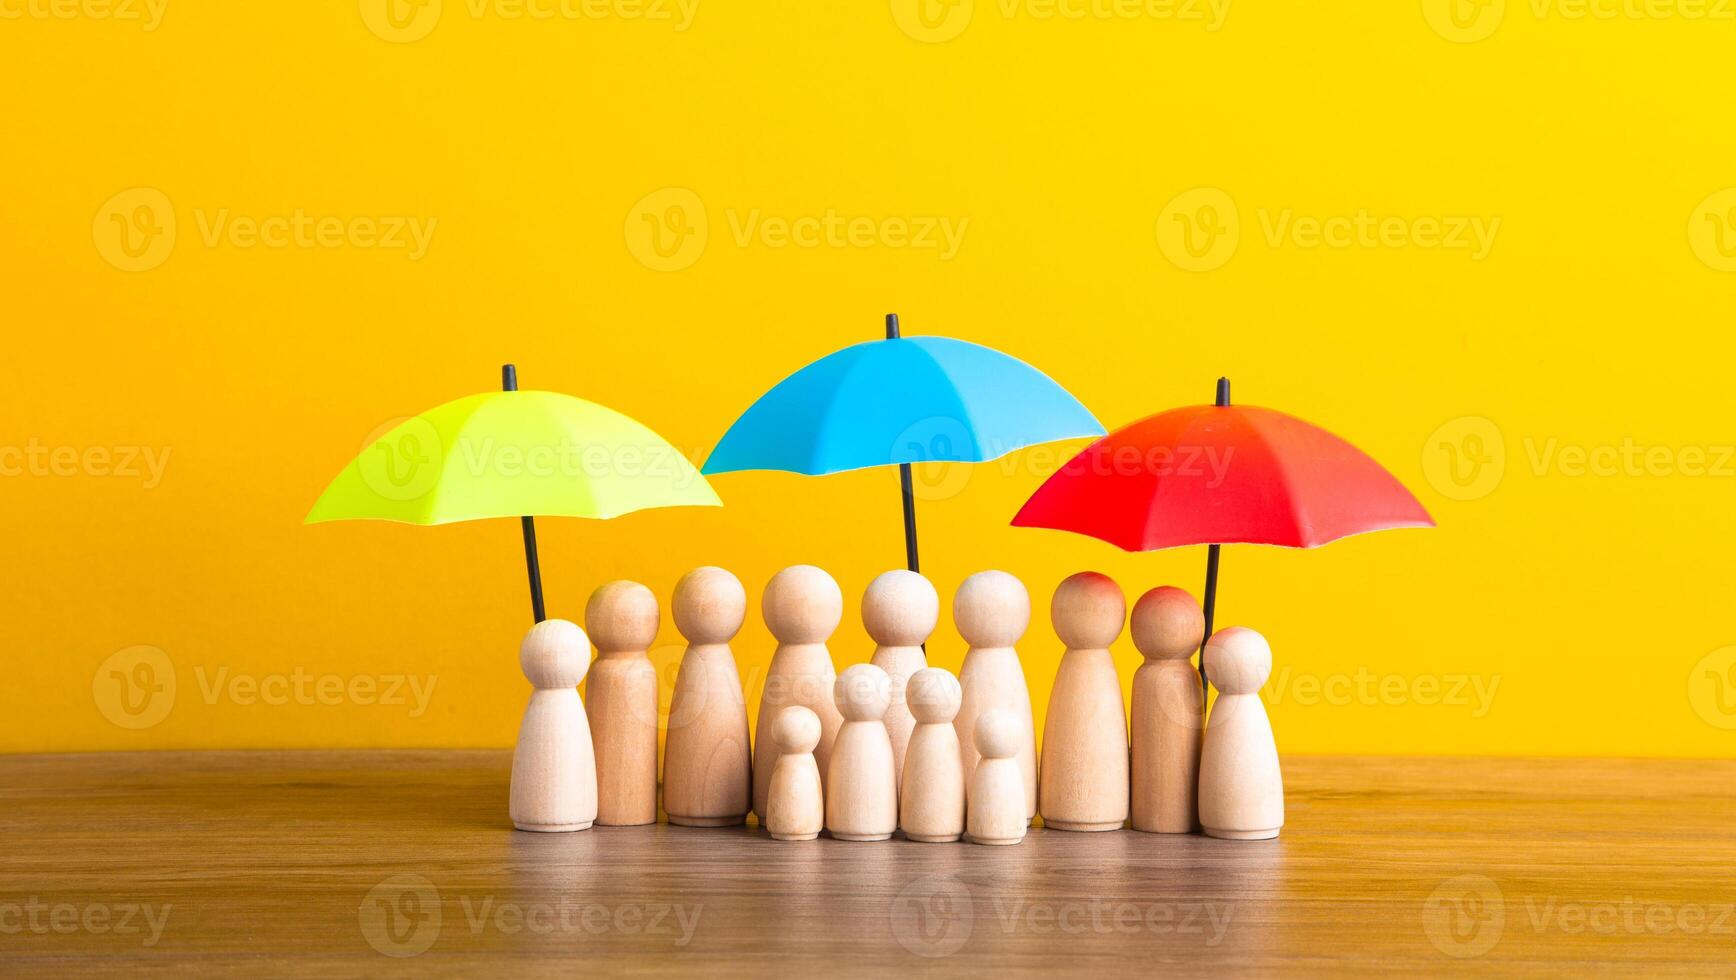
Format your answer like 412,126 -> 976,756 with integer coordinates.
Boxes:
703,314 -> 1104,571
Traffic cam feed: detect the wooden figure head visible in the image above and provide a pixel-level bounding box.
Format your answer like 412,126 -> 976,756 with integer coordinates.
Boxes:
834,663 -> 892,722
906,667 -> 962,725
954,570 -> 1030,649
772,705 -> 822,755
1131,586 -> 1205,662
672,566 -> 747,645
585,580 -> 659,653
1051,571 -> 1126,650
862,569 -> 939,648
762,565 -> 843,644
974,708 -> 1019,760
1204,627 -> 1272,696
520,618 -> 589,690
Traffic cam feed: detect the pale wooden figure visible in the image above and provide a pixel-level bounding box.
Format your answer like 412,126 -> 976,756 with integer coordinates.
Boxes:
510,619 -> 597,832
825,663 -> 897,841
1130,586 -> 1206,833
1198,627 -> 1284,841
954,570 -> 1038,821
584,581 -> 660,827
966,709 -> 1027,846
899,667 -> 965,843
764,706 -> 825,841
864,570 -> 938,794
752,565 -> 844,824
662,567 -> 753,828
1038,572 -> 1129,832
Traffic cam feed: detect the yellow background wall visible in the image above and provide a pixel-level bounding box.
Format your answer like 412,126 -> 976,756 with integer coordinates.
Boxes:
4,0 -> 1734,757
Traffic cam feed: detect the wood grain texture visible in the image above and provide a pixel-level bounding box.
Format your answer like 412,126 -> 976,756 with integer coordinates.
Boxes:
2,752 -> 1735,977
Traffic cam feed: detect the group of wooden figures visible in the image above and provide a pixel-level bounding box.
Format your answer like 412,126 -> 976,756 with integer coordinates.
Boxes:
510,565 -> 1283,844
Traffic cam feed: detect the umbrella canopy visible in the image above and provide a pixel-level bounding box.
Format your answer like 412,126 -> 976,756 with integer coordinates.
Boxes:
308,365 -> 720,621
703,315 -> 1103,571
1013,378 -> 1432,685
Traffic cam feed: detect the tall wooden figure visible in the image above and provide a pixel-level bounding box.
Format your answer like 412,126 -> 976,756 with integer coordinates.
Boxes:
663,567 -> 753,828
900,667 -> 965,843
864,569 -> 939,791
510,619 -> 597,832
1198,627 -> 1284,840
1039,572 -> 1129,832
966,710 -> 1027,846
764,706 -> 825,841
753,565 -> 844,824
1130,586 -> 1206,834
826,663 -> 898,841
584,581 -> 660,826
954,570 -> 1038,821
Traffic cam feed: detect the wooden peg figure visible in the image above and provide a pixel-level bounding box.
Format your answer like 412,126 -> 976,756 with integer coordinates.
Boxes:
864,570 -> 939,793
899,667 -> 965,843
510,619 -> 597,832
663,567 -> 753,828
954,570 -> 1038,821
584,581 -> 660,827
764,706 -> 825,841
1198,627 -> 1284,841
966,709 -> 1027,846
825,663 -> 898,841
1129,586 -> 1206,834
1039,572 -> 1129,832
753,565 -> 845,825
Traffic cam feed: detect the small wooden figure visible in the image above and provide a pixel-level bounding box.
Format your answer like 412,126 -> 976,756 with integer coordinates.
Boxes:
764,706 -> 825,841
899,667 -> 965,843
954,570 -> 1038,821
966,709 -> 1027,846
1129,586 -> 1206,834
864,570 -> 939,793
510,619 -> 597,832
1198,627 -> 1284,841
584,580 -> 660,827
1038,572 -> 1129,832
753,565 -> 845,824
663,567 -> 753,828
825,663 -> 897,841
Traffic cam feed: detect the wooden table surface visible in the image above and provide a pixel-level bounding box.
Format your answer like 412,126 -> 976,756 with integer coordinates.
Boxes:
1,752 -> 1732,977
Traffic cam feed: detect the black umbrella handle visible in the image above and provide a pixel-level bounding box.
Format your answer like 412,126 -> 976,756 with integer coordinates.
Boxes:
503,363 -> 547,624
886,314 -> 921,573
1199,377 -> 1231,691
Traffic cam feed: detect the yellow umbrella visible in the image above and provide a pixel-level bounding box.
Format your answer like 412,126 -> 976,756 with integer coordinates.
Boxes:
308,365 -> 720,621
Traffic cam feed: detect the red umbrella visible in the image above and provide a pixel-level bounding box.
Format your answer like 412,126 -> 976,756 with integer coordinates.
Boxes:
1012,378 -> 1434,688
